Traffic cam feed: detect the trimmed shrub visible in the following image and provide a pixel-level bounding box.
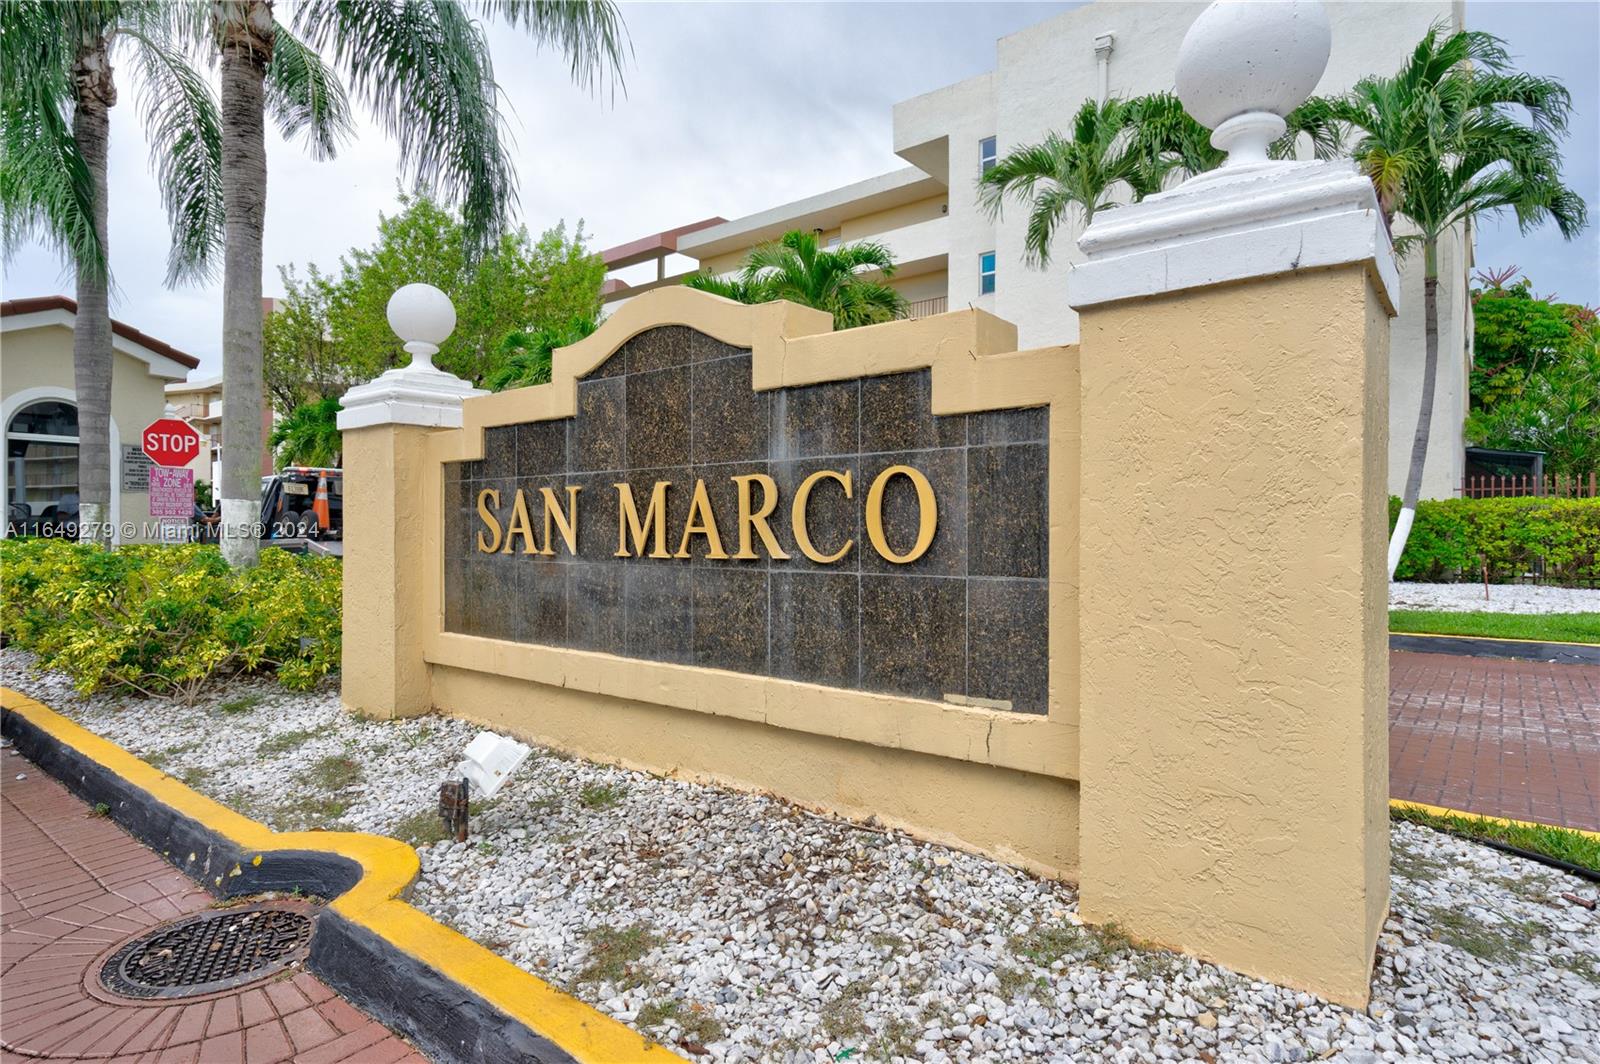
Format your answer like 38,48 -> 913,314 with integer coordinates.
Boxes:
0,539 -> 341,699
1389,496 -> 1600,585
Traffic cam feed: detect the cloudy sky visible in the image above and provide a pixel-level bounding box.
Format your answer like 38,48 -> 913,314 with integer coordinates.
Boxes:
3,1 -> 1595,378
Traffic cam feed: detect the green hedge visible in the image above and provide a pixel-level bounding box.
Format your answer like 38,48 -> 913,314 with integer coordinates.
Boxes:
1389,496 -> 1600,585
0,539 -> 341,700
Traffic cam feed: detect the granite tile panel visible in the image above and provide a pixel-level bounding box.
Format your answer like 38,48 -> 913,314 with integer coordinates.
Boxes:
769,380 -> 859,460
859,575 -> 966,701
968,579 -> 1048,714
572,377 -> 625,472
860,371 -> 965,454
969,406 -> 1048,445
769,572 -> 859,689
519,556 -> 568,644
693,568 -> 769,674
967,444 -> 1048,579
692,355 -> 768,465
626,366 -> 691,469
625,567 -> 694,664
567,563 -> 624,653
516,421 -> 568,477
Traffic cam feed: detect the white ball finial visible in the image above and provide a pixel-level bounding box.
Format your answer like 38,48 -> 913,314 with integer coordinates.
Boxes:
386,283 -> 456,373
1175,0 -> 1332,169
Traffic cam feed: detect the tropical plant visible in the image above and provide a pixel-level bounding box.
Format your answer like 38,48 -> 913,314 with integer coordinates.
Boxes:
1465,343 -> 1600,479
977,98 -> 1159,267
0,0 -> 229,545
1309,27 -> 1587,575
269,396 -> 343,468
686,229 -> 907,329
483,317 -> 598,392
200,0 -> 627,569
977,94 -> 1337,267
1467,270 -> 1598,413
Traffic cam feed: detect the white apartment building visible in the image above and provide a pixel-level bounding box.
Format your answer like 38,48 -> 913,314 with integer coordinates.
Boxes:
604,0 -> 1472,499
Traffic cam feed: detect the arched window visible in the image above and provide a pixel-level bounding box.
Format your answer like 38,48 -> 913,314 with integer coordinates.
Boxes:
6,400 -> 79,525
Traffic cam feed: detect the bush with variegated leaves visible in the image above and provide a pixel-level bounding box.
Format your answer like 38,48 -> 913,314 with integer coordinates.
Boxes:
0,539 -> 340,700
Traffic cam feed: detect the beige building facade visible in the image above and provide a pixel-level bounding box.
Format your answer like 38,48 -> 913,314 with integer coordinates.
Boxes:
604,0 -> 1471,500
1,295 -> 199,543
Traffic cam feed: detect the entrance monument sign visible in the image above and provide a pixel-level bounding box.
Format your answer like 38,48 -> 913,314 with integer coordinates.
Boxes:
340,0 -> 1394,1007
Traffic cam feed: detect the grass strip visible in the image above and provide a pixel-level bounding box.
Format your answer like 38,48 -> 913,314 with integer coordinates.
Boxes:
1391,803 -> 1600,874
1388,610 -> 1600,645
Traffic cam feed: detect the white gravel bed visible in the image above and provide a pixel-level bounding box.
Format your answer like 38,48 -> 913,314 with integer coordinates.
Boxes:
1390,581 -> 1600,615
4,647 -> 1598,1063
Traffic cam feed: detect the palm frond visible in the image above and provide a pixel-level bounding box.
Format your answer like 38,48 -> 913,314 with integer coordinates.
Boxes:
121,26 -> 226,285
0,0 -> 107,277
470,0 -> 629,96
293,0 -> 516,255
265,22 -> 352,161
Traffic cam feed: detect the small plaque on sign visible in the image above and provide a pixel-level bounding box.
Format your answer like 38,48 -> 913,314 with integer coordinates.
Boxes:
149,467 -> 195,518
121,446 -> 153,492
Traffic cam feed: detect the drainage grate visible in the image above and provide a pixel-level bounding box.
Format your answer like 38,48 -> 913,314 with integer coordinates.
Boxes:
98,905 -> 314,1000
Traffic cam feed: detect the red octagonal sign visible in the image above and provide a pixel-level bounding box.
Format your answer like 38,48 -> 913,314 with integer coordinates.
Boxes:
141,418 -> 201,467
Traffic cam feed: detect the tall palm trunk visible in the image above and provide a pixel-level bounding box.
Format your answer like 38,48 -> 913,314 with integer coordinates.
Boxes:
70,32 -> 115,547
216,1 -> 273,568
1387,238 -> 1440,578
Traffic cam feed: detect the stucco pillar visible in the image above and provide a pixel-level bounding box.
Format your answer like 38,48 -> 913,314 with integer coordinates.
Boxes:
337,286 -> 484,719
1067,0 -> 1399,1008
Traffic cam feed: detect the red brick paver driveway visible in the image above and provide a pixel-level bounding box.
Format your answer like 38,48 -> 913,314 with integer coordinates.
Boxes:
1389,650 -> 1600,832
0,758 -> 427,1063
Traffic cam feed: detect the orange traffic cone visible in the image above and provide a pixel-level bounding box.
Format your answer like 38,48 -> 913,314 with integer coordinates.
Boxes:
312,475 -> 331,533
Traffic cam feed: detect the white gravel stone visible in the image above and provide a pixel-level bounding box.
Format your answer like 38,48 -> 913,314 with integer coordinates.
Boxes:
4,645 -> 1598,1063
1389,581 -> 1600,615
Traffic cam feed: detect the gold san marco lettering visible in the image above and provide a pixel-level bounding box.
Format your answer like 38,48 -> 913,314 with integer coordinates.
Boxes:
474,486 -> 582,555
477,467 -> 936,564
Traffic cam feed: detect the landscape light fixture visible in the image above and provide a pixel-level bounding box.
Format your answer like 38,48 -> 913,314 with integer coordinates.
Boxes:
455,731 -> 532,800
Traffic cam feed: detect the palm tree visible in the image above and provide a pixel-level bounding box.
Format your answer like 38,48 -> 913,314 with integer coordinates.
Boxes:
0,1 -> 226,546
980,94 -> 1339,267
687,230 -> 907,329
203,0 -> 627,568
1307,27 -> 1587,576
978,97 -> 1160,267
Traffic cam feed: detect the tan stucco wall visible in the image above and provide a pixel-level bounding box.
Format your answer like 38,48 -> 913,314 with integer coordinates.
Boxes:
1074,264 -> 1390,1008
0,322 -> 173,540
432,665 -> 1080,878
839,195 -> 949,243
340,423 -> 433,719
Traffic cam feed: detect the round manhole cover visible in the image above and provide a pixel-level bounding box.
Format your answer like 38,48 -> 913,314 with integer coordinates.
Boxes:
98,905 -> 314,1000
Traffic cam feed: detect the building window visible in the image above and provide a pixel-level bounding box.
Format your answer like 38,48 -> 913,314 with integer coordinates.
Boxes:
6,400 -> 79,536
980,136 -> 997,174
980,251 -> 996,295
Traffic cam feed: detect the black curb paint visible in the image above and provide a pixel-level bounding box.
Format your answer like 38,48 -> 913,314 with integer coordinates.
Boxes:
1389,633 -> 1600,666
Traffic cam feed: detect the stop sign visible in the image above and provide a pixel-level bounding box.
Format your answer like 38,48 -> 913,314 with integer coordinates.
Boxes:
141,418 -> 201,467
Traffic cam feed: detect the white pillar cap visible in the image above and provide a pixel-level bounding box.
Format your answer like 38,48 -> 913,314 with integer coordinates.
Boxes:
1069,0 -> 1398,314
337,283 -> 487,430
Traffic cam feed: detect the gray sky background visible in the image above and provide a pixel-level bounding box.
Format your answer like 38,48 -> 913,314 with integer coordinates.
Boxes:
3,0 -> 1595,378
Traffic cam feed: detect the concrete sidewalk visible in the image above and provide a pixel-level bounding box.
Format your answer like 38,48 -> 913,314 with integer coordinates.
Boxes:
0,753 -> 427,1064
1389,650 -> 1600,831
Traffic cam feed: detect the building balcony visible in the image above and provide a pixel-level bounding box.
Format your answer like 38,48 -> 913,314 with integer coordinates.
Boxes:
906,296 -> 949,318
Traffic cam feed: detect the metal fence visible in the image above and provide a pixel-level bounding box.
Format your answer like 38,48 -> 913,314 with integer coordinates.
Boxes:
1460,473 -> 1598,499
906,296 -> 949,319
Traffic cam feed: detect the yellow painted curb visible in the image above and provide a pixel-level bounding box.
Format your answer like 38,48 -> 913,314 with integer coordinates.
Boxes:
0,688 -> 682,1064
1387,629 -> 1600,649
1389,798 -> 1600,842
